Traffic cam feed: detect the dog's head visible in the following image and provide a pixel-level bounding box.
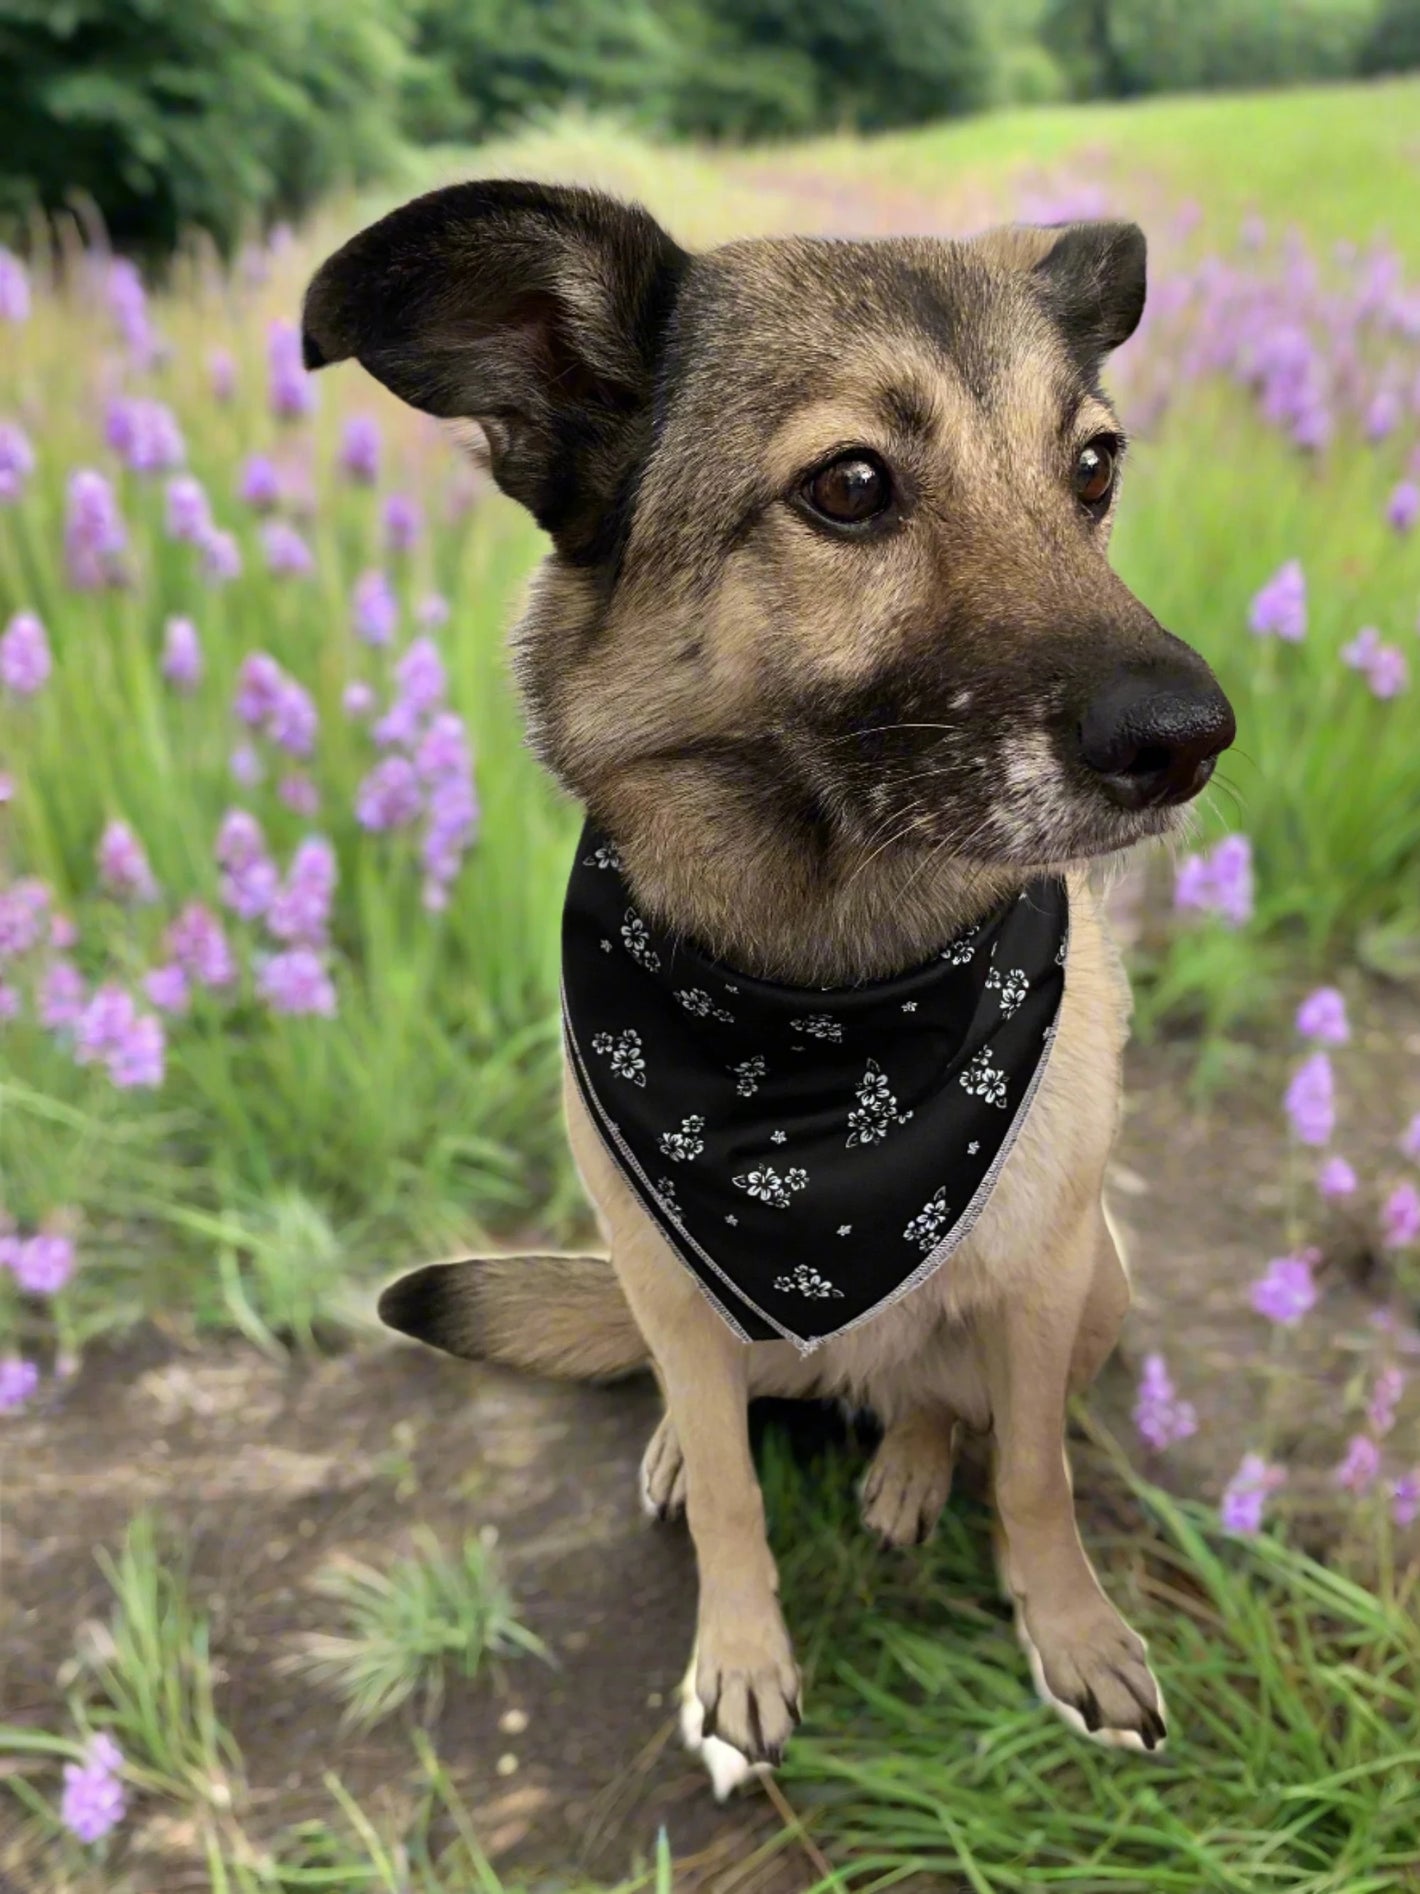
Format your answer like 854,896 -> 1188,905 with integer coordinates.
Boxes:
304,182 -> 1233,874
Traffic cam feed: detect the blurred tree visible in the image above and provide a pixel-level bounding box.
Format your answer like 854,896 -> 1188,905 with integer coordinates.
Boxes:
1043,0 -> 1380,96
1359,0 -> 1420,71
0,0 -> 411,254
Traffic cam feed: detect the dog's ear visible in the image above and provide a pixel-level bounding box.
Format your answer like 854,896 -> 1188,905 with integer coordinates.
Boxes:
1031,221 -> 1147,364
301,181 -> 688,558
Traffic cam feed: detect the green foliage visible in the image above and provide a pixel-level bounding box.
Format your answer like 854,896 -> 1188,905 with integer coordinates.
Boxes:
0,0 -> 411,255
1360,0 -> 1420,72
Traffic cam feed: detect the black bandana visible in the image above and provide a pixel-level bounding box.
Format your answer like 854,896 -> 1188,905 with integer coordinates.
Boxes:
562,826 -> 1069,1353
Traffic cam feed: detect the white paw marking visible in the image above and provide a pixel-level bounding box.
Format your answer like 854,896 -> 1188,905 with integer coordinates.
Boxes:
678,1653 -> 769,1799
1015,1616 -> 1168,1755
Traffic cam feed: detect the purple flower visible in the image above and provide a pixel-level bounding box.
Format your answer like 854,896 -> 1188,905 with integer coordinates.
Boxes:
1334,1434 -> 1381,1495
1367,1365 -> 1405,1436
106,397 -> 184,474
216,812 -> 278,919
1295,986 -> 1347,1045
75,984 -> 138,1064
278,773 -> 320,817
239,454 -> 282,511
375,639 -> 448,748
39,959 -> 86,1030
1401,1114 -> 1420,1163
383,493 -> 420,554
1365,388 -> 1401,441
1,611 -> 52,696
0,877 -> 49,960
208,348 -> 237,403
109,1013 -> 165,1089
268,318 -> 316,421
51,911 -> 77,949
161,616 -> 202,692
104,259 -> 157,365
1341,625 -> 1408,699
65,469 -> 128,589
216,809 -> 267,870
352,569 -> 398,647
14,1232 -> 75,1295
1248,560 -> 1306,642
144,963 -> 190,1015
267,836 -> 337,946
0,980 -> 20,1021
1285,1052 -> 1334,1147
1220,1453 -> 1286,1535
257,947 -> 336,1018
230,743 -> 264,788
1174,833 -> 1254,929
0,249 -> 31,323
1392,1472 -> 1420,1529
0,1357 -> 39,1411
234,653 -> 283,727
200,528 -> 243,586
1382,1182 -> 1420,1250
167,903 -> 235,988
262,519 -> 314,578
165,475 -> 212,543
1318,1155 -> 1357,1199
97,820 -> 158,904
414,711 -> 470,786
1250,1250 -> 1319,1325
1387,480 -> 1420,533
356,755 -> 423,831
0,420 -> 35,503
343,680 -> 375,720
417,592 -> 450,629
340,415 -> 381,483
60,1733 -> 127,1843
269,678 -> 318,758
422,775 -> 479,891
1132,1352 -> 1198,1451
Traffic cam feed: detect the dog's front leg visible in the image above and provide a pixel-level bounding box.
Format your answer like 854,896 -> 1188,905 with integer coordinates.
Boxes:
614,1224 -> 801,1781
983,1201 -> 1167,1751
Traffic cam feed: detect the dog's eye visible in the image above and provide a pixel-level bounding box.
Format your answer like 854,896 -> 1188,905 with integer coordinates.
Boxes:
802,452 -> 892,528
1073,436 -> 1118,515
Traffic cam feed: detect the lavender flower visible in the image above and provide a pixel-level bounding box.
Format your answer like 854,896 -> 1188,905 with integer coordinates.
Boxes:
1365,388 -> 1401,441
1317,1155 -> 1357,1199
106,397 -> 184,474
216,811 -> 278,919
1382,1182 -> 1420,1250
355,756 -> 423,831
268,318 -> 315,421
104,259 -> 157,364
1367,1365 -> 1405,1436
267,836 -> 337,946
60,1733 -> 127,1843
262,519 -> 314,578
1341,625 -> 1409,699
340,415 -> 381,483
13,1232 -> 75,1295
278,773 -> 320,817
374,639 -> 448,747
269,678 -> 317,758
1387,479 -> 1420,533
109,1013 -> 165,1089
0,1357 -> 39,1411
75,983 -> 136,1063
0,877 -> 49,960
1132,1352 -> 1198,1451
1,611 -> 52,696
352,569 -> 398,647
230,743 -> 264,788
200,528 -> 243,586
1220,1453 -> 1286,1535
1392,1473 -> 1420,1528
1334,1434 -> 1381,1495
239,453 -> 282,511
167,903 -> 236,988
164,475 -> 212,544
1295,986 -> 1347,1045
39,959 -> 86,1029
97,820 -> 158,904
0,249 -> 31,323
1250,1250 -> 1319,1325
144,963 -> 191,1015
161,616 -> 202,693
417,592 -> 450,629
1248,560 -> 1306,641
343,680 -> 375,720
1401,1114 -> 1420,1163
65,469 -> 128,589
257,947 -> 336,1017
1174,833 -> 1254,928
0,980 -> 19,1021
0,420 -> 35,503
1285,1052 -> 1334,1147
234,653 -> 282,727
383,492 -> 420,554
208,348 -> 237,403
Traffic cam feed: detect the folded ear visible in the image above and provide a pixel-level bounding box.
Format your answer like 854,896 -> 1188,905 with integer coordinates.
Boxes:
302,180 -> 689,559
1032,220 -> 1147,364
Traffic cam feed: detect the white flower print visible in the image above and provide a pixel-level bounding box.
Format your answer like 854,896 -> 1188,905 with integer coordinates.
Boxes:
675,986 -> 734,1023
655,1175 -> 683,1219
967,1140 -> 980,1155
837,1223 -> 852,1236
1055,938 -> 1068,967
730,1055 -> 767,1098
583,841 -> 622,871
774,1263 -> 843,1299
770,1129 -> 787,1144
903,1186 -> 951,1253
986,965 -> 1029,1018
942,926 -> 979,966
590,1027 -> 647,1087
732,1163 -> 810,1210
791,1013 -> 842,1042
960,1048 -> 1008,1108
620,909 -> 661,972
599,939 -> 613,953
845,1058 -> 914,1149
725,1213 -> 738,1226
902,1000 -> 918,1013
658,1113 -> 706,1162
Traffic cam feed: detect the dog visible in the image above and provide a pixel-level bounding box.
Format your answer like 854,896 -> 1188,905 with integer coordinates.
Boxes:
302,180 -> 1234,1792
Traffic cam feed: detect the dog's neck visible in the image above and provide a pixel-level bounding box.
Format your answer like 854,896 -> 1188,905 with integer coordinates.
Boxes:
590,754 -> 1030,987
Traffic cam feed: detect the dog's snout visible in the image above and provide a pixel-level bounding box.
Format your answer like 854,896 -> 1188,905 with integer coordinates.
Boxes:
1078,666 -> 1236,811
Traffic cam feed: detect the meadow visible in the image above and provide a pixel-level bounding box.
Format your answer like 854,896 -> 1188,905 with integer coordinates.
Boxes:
2,76 -> 1420,1893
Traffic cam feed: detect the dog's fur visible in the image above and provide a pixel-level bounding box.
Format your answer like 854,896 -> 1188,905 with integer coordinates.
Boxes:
303,182 -> 1231,1784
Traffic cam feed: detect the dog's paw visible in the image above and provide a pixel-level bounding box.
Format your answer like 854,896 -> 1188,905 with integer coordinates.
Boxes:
639,1414 -> 685,1521
1017,1600 -> 1167,1753
859,1419 -> 955,1547
679,1655 -> 767,1800
690,1605 -> 800,1771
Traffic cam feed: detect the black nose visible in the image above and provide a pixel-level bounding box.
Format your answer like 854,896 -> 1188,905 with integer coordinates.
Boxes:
1078,666 -> 1236,810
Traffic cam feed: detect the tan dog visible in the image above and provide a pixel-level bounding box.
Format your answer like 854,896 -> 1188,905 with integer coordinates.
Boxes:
303,182 -> 1233,1790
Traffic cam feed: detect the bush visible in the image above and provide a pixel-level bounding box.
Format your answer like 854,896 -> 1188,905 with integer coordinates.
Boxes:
1359,0 -> 1420,72
1043,0 -> 1380,98
0,0 -> 411,256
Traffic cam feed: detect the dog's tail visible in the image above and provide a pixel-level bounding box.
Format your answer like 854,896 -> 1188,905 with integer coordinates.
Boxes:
377,1253 -> 649,1382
